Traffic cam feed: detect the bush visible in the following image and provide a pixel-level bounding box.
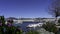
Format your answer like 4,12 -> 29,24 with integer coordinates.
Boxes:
0,16 -> 23,34
42,22 -> 58,34
58,19 -> 60,23
26,30 -> 39,34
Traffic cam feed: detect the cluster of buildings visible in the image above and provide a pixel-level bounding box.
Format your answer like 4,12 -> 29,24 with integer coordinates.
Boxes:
0,16 -> 59,24
5,17 -> 60,24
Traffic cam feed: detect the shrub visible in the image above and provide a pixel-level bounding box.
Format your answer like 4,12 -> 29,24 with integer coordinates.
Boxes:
0,16 -> 23,34
26,30 -> 39,34
58,19 -> 60,23
42,22 -> 58,34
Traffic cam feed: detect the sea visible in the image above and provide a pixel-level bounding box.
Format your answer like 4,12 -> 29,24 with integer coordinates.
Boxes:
13,22 -> 40,32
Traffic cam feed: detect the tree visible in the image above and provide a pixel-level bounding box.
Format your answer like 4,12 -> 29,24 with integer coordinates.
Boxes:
0,16 -> 6,34
0,16 -> 23,34
49,0 -> 60,24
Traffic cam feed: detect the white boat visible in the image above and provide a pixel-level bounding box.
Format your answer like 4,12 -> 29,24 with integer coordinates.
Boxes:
27,23 -> 43,28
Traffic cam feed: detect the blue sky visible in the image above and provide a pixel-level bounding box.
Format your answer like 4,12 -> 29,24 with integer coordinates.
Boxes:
0,0 -> 53,18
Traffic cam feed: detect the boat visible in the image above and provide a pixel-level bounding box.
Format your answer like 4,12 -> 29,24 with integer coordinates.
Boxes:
26,23 -> 43,28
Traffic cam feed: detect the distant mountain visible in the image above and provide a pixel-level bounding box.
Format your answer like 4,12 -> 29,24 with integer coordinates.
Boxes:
6,17 -> 18,20
18,18 -> 33,20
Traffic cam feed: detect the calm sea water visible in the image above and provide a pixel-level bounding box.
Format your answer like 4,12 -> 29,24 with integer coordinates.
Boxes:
14,22 -> 39,32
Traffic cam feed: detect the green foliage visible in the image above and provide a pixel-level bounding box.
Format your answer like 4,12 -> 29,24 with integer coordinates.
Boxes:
58,19 -> 60,23
0,16 -> 23,34
42,22 -> 58,33
0,16 -> 5,26
26,30 -> 39,34
15,26 -> 23,34
15,30 -> 23,34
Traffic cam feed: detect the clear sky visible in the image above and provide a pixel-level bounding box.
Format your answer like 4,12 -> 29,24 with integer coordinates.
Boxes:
0,0 -> 53,18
